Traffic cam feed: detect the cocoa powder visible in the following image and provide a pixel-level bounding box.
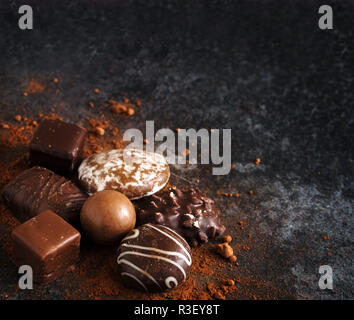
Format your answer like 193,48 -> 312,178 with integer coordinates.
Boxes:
0,80 -> 293,300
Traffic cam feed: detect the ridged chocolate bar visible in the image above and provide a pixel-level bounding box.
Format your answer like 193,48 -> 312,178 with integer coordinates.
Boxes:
2,166 -> 87,224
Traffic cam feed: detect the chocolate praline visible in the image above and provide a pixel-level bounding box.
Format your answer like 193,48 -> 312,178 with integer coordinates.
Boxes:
30,119 -> 87,174
80,190 -> 136,245
11,210 -> 81,284
117,223 -> 192,292
2,166 -> 87,224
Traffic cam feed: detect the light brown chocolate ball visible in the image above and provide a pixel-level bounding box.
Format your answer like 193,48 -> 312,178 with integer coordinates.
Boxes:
80,190 -> 136,245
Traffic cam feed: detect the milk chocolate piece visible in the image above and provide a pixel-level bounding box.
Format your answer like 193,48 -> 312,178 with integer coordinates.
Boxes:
117,223 -> 192,292
2,166 -> 87,224
11,210 -> 81,284
80,190 -> 136,245
30,119 -> 87,174
133,187 -> 226,245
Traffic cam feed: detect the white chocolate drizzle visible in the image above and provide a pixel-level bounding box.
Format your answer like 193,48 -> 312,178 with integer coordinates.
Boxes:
118,258 -> 162,289
165,276 -> 178,289
117,224 -> 191,291
121,229 -> 140,242
147,224 -> 192,265
121,272 -> 148,292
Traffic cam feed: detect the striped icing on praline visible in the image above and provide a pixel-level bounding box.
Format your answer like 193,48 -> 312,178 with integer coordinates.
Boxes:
117,223 -> 192,292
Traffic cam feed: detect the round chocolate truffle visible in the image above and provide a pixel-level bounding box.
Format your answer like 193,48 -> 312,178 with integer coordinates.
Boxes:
117,223 -> 192,292
80,190 -> 136,245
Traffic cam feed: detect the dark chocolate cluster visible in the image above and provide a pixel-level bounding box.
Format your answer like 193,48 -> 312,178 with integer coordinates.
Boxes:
134,187 -> 226,246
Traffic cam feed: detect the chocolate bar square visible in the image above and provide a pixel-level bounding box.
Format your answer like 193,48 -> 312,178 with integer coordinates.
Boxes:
2,166 -> 87,224
30,119 -> 87,174
11,210 -> 81,284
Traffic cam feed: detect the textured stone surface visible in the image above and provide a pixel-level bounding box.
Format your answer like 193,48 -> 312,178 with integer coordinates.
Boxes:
0,0 -> 353,299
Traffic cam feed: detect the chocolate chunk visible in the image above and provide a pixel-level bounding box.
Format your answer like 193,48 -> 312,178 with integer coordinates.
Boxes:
133,187 -> 226,244
11,210 -> 81,283
78,149 -> 170,199
30,119 -> 87,174
2,166 -> 87,224
117,223 -> 192,292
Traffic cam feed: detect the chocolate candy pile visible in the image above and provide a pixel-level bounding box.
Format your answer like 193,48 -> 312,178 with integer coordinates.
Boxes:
2,118 -> 225,292
134,187 -> 226,246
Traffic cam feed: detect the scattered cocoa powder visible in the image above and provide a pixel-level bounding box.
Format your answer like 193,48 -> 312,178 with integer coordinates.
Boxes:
112,128 -> 119,136
239,221 -> 245,230
0,79 -> 295,300
95,127 -> 105,136
216,242 -> 234,259
127,108 -> 135,116
107,99 -> 136,117
111,102 -> 127,114
224,279 -> 235,286
222,235 -> 232,243
24,80 -> 45,94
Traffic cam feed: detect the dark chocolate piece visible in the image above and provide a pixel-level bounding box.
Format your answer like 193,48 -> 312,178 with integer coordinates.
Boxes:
117,223 -> 192,292
30,119 -> 86,174
11,210 -> 81,284
2,166 -> 87,224
133,187 -> 226,245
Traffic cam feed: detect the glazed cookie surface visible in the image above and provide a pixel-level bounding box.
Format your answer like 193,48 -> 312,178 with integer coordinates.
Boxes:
77,149 -> 170,199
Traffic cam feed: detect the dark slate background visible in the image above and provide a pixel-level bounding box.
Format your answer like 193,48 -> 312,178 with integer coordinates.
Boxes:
0,0 -> 353,299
